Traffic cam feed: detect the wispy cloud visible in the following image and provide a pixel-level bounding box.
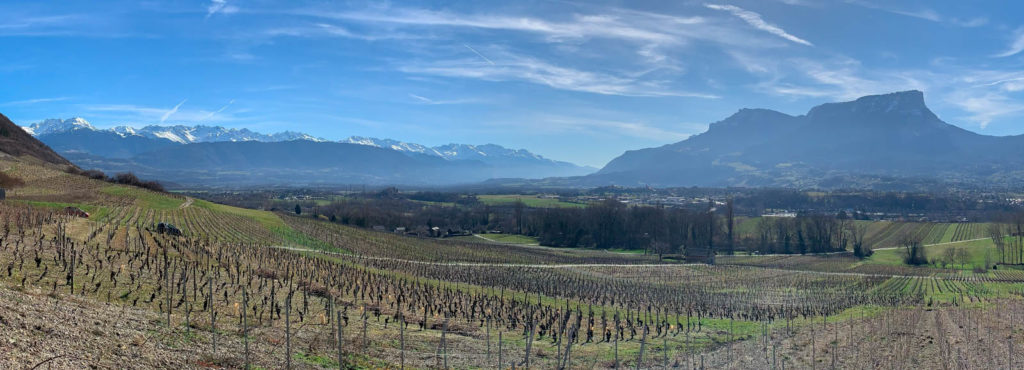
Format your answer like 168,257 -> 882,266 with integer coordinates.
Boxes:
161,99 -> 187,123
398,49 -> 717,98
518,114 -> 694,142
947,92 -> 1024,129
304,7 -> 694,45
846,1 -> 987,27
994,28 -> 1024,58
704,4 -> 812,46
0,96 -> 70,106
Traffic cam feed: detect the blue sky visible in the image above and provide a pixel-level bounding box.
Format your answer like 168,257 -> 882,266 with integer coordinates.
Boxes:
2,0 -> 1024,167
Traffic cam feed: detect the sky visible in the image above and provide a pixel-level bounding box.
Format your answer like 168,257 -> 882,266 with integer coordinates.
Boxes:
2,1 -> 1024,168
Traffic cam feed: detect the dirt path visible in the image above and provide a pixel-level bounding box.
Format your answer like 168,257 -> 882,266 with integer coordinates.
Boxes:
179,196 -> 194,209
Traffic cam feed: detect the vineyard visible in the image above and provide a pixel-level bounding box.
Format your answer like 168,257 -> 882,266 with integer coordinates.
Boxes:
2,159 -> 1023,369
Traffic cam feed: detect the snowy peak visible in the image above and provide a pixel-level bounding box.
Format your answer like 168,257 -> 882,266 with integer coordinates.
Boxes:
341,136 -> 442,156
27,119 -> 329,144
24,117 -> 95,136
25,118 -> 588,170
341,137 -> 555,164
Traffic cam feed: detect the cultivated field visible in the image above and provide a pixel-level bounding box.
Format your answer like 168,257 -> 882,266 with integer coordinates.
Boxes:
2,159 -> 1023,369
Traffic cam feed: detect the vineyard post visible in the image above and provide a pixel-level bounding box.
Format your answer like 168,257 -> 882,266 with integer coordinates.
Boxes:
243,287 -> 249,370
636,325 -> 647,370
336,310 -> 344,369
166,255 -> 172,327
811,324 -> 815,370
663,329 -> 669,368
209,273 -> 216,355
68,250 -> 74,294
442,317 -> 449,369
614,325 -> 619,370
185,276 -> 191,334
525,320 -> 536,369
498,330 -> 503,370
400,314 -> 405,370
560,324 -> 576,369
832,317 -> 838,369
486,317 -> 491,365
286,292 -> 292,370
362,306 -> 368,349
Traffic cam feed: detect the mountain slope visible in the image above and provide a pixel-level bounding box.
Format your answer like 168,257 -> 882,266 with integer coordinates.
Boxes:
593,91 -> 1024,188
0,113 -> 74,167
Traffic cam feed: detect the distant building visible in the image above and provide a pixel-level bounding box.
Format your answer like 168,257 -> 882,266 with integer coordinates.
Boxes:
372,225 -> 386,232
394,227 -> 406,233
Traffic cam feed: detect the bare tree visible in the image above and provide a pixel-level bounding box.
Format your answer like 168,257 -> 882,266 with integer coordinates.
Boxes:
988,222 -> 1006,264
900,233 -> 927,266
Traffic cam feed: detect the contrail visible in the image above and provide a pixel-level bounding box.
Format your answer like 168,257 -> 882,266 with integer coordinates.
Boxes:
203,99 -> 235,120
463,44 -> 495,65
161,99 -> 187,123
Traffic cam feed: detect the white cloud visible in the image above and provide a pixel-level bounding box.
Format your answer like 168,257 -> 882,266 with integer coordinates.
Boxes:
994,28 -> 1024,58
947,92 -> 1024,128
501,114 -> 693,142
0,97 -> 70,106
704,4 -> 812,46
206,0 -> 238,19
398,49 -> 717,98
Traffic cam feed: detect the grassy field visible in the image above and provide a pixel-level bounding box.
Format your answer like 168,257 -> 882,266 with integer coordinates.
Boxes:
866,237 -> 999,270
477,194 -> 587,208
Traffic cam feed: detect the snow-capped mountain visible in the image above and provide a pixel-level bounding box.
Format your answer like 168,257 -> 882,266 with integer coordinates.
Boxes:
26,117 -> 595,185
27,118 -> 328,144
341,136 -> 443,157
23,117 -> 95,136
340,137 -> 559,165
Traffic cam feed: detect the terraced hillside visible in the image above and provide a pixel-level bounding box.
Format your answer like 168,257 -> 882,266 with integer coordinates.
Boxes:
2,158 -> 1023,369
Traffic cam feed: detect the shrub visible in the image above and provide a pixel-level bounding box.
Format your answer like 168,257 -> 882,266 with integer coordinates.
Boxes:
0,171 -> 25,188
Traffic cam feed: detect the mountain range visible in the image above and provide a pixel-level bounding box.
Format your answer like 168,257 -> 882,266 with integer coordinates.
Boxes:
576,90 -> 1024,189
24,118 -> 594,187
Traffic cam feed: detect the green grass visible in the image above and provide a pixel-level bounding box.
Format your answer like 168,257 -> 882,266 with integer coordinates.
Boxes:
11,200 -> 111,220
865,238 -> 998,270
475,233 -> 539,245
101,185 -> 184,210
477,194 -> 586,208
193,199 -> 329,249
